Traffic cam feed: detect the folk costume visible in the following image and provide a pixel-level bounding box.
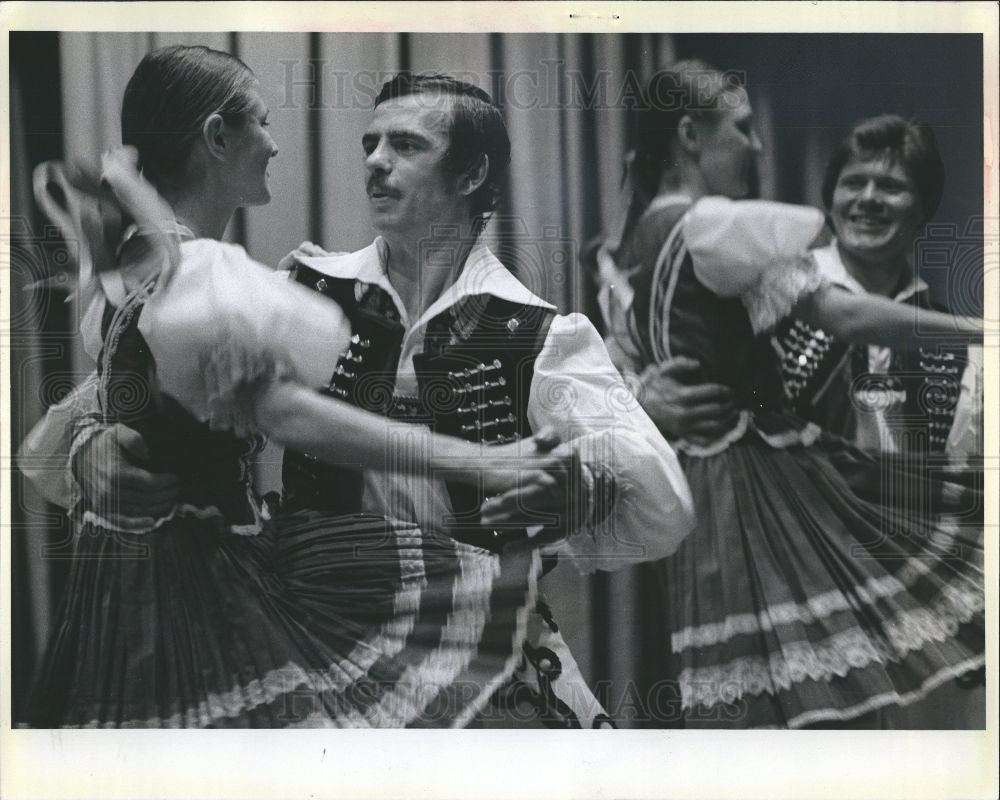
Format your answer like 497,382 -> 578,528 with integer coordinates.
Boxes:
23,182 -> 544,728
598,195 -> 984,728
775,241 -> 982,464
278,236 -> 694,727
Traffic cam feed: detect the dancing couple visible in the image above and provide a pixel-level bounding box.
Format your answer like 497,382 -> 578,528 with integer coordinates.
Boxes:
597,59 -> 985,728
20,46 -> 694,728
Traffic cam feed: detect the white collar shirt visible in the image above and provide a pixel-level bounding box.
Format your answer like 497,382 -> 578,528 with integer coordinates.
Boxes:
287,237 -> 694,572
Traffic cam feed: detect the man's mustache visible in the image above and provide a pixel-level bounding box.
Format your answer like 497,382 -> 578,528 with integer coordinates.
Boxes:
367,178 -> 400,198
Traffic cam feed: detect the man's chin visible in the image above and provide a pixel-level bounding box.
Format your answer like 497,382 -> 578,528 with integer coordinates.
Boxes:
369,205 -> 403,226
841,228 -> 899,253
839,234 -> 907,263
369,215 -> 403,238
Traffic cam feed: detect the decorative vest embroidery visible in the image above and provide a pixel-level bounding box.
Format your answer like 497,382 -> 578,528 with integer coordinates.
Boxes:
895,346 -> 966,452
775,291 -> 968,453
280,266 -> 556,550
280,265 -> 405,514
280,262 -> 610,729
412,294 -> 554,552
775,318 -> 848,406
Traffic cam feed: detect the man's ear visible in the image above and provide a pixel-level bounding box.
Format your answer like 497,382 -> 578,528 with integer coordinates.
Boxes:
676,115 -> 701,156
202,113 -> 228,162
457,154 -> 489,198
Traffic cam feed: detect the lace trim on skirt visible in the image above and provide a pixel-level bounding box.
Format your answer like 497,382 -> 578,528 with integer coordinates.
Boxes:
672,567 -> 982,652
672,514 -> 979,652
677,586 -> 983,714
79,505 -> 263,536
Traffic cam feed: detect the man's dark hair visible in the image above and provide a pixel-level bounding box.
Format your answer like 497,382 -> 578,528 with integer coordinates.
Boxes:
375,72 -> 511,217
822,115 -> 945,221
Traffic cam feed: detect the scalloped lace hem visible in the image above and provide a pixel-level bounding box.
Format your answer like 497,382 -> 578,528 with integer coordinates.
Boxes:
783,656 -> 986,728
677,588 -> 983,712
80,504 -> 263,536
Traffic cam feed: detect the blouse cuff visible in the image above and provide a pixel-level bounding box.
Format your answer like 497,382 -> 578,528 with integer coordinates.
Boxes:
578,460 -> 617,534
67,415 -> 115,513
741,252 -> 825,334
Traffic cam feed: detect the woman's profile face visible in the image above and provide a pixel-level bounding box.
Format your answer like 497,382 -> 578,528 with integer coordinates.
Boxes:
226,85 -> 279,207
830,154 -> 923,265
696,87 -> 762,199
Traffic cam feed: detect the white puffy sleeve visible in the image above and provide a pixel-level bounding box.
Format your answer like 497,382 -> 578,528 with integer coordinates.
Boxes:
528,313 -> 695,573
138,240 -> 351,434
684,197 -> 827,333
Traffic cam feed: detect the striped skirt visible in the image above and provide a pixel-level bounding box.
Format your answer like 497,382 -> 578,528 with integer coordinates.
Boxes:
640,427 -> 984,728
27,509 -> 540,728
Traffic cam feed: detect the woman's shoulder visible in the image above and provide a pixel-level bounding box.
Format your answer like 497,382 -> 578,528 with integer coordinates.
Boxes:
180,238 -> 255,265
637,195 -> 692,237
110,236 -> 264,301
629,195 -> 693,263
174,239 -> 284,291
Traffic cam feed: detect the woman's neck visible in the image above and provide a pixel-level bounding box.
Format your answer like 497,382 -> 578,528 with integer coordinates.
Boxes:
657,159 -> 708,202
161,179 -> 236,241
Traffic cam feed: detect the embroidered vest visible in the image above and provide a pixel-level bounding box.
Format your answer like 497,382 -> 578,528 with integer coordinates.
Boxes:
280,265 -> 405,514
280,264 -> 555,551
775,291 -> 968,453
413,294 -> 554,551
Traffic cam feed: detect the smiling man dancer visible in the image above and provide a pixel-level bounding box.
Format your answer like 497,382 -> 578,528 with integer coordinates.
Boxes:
632,112 -> 984,728
23,72 -> 694,728
773,115 -> 984,728
776,115 -> 981,465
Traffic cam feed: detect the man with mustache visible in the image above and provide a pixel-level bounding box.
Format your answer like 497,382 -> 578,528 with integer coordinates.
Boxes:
23,72 -> 694,728
276,73 -> 694,727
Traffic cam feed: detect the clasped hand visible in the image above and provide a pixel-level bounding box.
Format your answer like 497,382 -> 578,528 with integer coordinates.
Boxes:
476,427 -> 591,541
72,423 -> 180,519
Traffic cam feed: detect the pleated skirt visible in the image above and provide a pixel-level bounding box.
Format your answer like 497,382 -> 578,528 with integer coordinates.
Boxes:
641,429 -> 984,729
27,509 -> 539,728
